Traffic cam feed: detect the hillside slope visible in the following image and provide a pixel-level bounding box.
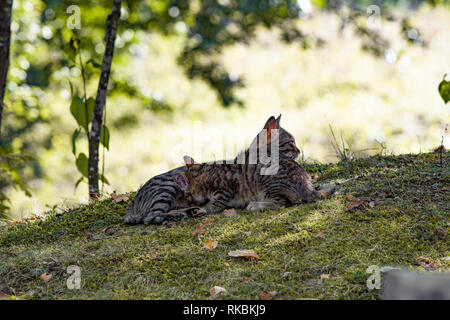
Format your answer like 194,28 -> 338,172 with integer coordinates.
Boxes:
0,152 -> 449,300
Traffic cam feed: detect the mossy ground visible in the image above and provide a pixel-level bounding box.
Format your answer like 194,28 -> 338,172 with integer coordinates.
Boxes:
0,152 -> 449,300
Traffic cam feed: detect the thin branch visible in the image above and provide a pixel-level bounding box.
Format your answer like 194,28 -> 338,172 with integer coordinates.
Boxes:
0,0 -> 13,141
88,0 -> 121,198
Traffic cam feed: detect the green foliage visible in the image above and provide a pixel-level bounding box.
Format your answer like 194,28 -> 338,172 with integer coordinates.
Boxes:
67,38 -> 109,191
0,147 -> 33,219
75,152 -> 88,178
100,125 -> 110,150
70,96 -> 94,131
438,74 -> 450,104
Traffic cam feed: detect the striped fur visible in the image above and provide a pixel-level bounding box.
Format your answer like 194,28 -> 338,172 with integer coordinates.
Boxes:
124,115 -> 326,225
172,156 -> 335,215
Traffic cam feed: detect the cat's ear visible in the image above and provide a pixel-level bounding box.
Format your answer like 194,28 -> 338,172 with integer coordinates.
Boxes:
183,155 -> 199,169
172,173 -> 189,191
266,115 -> 280,144
263,116 -> 276,129
275,114 -> 281,127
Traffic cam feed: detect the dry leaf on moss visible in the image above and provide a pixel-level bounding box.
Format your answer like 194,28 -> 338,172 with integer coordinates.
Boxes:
258,291 -> 276,300
222,209 -> 237,217
0,293 -> 9,300
210,286 -> 227,299
316,232 -> 326,238
111,192 -> 131,203
347,198 -> 364,211
228,249 -> 260,259
416,256 -> 441,268
103,226 -> 115,236
40,273 -> 52,283
204,240 -> 218,251
192,218 -> 215,239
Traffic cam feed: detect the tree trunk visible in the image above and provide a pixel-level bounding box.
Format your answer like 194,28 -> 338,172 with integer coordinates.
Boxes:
0,0 -> 13,140
88,0 -> 122,198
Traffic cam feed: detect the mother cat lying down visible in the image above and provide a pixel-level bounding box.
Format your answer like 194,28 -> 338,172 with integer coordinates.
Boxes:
172,153 -> 335,217
124,115 -> 335,225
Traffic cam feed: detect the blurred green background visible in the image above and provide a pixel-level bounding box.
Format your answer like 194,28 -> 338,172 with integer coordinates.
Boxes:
1,0 -> 449,219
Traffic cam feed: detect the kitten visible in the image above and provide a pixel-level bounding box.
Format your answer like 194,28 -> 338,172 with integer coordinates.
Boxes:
125,115 -> 308,225
172,152 -> 335,216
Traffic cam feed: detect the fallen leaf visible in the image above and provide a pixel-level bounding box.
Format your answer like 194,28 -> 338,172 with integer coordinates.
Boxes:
111,192 -> 131,203
258,291 -> 274,300
7,219 -> 23,226
345,194 -> 354,200
347,198 -> 364,211
192,218 -> 215,239
40,273 -> 52,283
228,249 -> 260,259
103,226 -> 115,236
434,259 -> 442,267
86,233 -> 95,241
192,227 -> 208,239
239,278 -> 250,283
369,201 -> 375,208
318,274 -> 329,283
436,227 -> 447,236
204,240 -> 218,251
416,256 -> 431,265
210,286 -> 227,299
316,232 -> 326,238
416,256 -> 441,268
0,293 -> 9,300
222,208 -> 237,217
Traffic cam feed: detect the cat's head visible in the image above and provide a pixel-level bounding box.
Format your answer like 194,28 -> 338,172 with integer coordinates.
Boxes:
172,155 -> 208,205
257,115 -> 301,160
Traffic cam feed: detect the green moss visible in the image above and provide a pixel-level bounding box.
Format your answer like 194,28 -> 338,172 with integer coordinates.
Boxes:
0,152 -> 448,300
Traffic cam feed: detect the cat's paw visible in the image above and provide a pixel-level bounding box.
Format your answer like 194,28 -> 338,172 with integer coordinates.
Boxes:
317,184 -> 337,198
124,214 -> 139,225
183,207 -> 205,217
193,208 -> 207,216
143,212 -> 184,225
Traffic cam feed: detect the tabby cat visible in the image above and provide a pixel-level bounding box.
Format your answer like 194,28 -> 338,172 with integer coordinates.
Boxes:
172,153 -> 335,215
124,115 -> 318,225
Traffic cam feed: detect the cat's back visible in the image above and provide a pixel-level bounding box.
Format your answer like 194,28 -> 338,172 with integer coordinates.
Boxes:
124,165 -> 186,224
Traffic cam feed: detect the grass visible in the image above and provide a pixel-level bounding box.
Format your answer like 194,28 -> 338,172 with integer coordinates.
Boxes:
0,151 -> 449,300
